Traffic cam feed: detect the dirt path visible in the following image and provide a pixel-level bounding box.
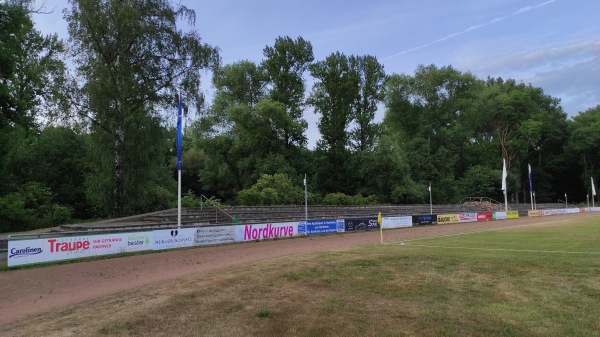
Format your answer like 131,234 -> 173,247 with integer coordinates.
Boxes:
0,214 -> 590,326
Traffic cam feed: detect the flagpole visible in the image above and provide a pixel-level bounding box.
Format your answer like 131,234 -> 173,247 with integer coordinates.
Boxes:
592,177 -> 596,207
502,158 -> 508,212
304,173 -> 308,225
429,183 -> 432,215
533,191 -> 536,210
176,90 -> 183,229
564,193 -> 567,208
528,164 -> 533,210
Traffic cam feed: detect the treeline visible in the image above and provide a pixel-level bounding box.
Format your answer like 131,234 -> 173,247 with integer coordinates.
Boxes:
1,1 -> 599,232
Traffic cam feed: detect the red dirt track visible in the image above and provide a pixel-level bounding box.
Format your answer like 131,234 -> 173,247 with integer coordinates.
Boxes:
0,214 -> 591,326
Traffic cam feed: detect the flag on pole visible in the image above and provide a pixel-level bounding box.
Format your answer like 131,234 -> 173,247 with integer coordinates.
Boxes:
176,91 -> 183,171
502,159 -> 507,191
304,174 -> 306,186
528,164 -> 533,192
428,183 -> 431,192
592,177 -> 597,196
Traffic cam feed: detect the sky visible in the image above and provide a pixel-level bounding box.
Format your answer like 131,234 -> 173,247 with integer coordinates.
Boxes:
32,0 -> 600,148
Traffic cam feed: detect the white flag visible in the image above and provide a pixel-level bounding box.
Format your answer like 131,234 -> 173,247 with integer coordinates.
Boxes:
304,174 -> 306,186
593,177 -> 597,196
428,183 -> 431,192
501,159 -> 507,191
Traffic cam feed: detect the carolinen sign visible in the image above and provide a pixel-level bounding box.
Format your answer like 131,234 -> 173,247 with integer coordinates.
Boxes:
8,232 -> 152,267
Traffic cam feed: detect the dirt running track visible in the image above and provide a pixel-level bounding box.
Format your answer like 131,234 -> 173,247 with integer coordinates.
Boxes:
0,214 -> 593,326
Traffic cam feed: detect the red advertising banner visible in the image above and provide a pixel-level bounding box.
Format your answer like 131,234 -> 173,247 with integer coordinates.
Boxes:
476,212 -> 493,221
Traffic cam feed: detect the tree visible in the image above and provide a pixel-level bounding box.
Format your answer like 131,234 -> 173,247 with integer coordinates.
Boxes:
349,55 -> 385,152
308,52 -> 359,194
567,105 -> 600,200
66,0 -> 218,217
262,36 -> 313,148
237,173 -> 304,206
384,65 -> 478,202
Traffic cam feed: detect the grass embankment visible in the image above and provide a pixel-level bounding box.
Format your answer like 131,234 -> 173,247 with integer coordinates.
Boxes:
7,216 -> 600,337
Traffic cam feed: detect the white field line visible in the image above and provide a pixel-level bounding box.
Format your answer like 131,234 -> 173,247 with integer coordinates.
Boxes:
385,214 -> 599,245
388,243 -> 600,255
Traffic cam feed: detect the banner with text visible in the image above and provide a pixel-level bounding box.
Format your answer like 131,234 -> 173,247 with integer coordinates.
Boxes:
459,213 -> 477,223
506,211 -> 519,219
477,212 -> 493,221
493,212 -> 507,220
412,214 -> 437,226
8,231 -> 152,267
344,217 -> 379,232
437,214 -> 459,225
153,228 -> 196,250
193,226 -> 235,246
298,219 -> 345,235
235,222 -> 298,241
381,216 -> 413,229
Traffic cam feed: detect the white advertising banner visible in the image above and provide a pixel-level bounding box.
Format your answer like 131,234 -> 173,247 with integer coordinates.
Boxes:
193,226 -> 235,246
382,216 -> 412,229
458,213 -> 477,223
152,228 -> 196,250
235,222 -> 298,241
8,231 -> 153,267
565,208 -> 580,214
494,212 -> 507,220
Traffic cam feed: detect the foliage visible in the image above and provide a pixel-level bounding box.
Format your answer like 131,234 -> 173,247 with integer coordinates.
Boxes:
237,173 -> 304,206
181,190 -> 201,208
321,193 -> 379,205
66,0 -> 218,217
0,182 -> 71,232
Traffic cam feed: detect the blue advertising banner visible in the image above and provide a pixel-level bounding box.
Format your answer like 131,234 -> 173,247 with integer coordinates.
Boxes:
344,217 -> 379,232
298,219 -> 345,235
412,214 -> 437,226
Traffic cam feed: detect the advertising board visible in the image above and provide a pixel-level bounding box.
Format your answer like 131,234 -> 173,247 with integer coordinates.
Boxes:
506,211 -> 519,219
437,214 -> 459,224
458,213 -> 477,223
235,222 -> 298,241
153,228 -> 196,250
193,226 -> 235,246
344,217 -> 379,231
412,214 -> 437,226
476,212 -> 493,221
528,210 -> 542,217
493,212 -> 507,220
298,219 -> 345,235
8,231 -> 153,267
381,216 -> 413,229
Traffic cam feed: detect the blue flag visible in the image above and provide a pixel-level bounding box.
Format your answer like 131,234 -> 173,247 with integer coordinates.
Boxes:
176,91 -> 182,171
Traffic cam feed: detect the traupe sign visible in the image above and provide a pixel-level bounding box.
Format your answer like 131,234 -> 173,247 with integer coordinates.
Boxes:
437,214 -> 459,224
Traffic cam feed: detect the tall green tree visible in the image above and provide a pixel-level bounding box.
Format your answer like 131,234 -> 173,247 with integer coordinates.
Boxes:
262,36 -> 313,148
0,0 -> 69,195
349,55 -> 385,152
66,0 -> 218,217
384,65 -> 478,202
308,52 -> 359,194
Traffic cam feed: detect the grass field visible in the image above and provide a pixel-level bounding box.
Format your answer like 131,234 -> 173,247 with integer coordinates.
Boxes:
5,216 -> 600,337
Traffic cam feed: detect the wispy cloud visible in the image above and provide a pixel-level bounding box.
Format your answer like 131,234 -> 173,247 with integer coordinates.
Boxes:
382,0 -> 557,60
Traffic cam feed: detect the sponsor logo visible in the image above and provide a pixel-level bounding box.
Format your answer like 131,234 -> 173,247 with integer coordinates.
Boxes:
9,246 -> 43,258
171,230 -> 178,237
244,224 -> 294,240
48,239 -> 90,253
127,235 -> 150,246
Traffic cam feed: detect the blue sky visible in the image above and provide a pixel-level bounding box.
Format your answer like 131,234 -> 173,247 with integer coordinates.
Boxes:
33,0 -> 599,147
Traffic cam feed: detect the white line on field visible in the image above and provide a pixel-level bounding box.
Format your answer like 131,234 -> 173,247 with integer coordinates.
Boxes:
385,214 -> 599,244
388,243 -> 600,255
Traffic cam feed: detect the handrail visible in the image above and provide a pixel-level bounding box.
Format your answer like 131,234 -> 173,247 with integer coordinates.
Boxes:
200,194 -> 234,220
455,196 -> 504,206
